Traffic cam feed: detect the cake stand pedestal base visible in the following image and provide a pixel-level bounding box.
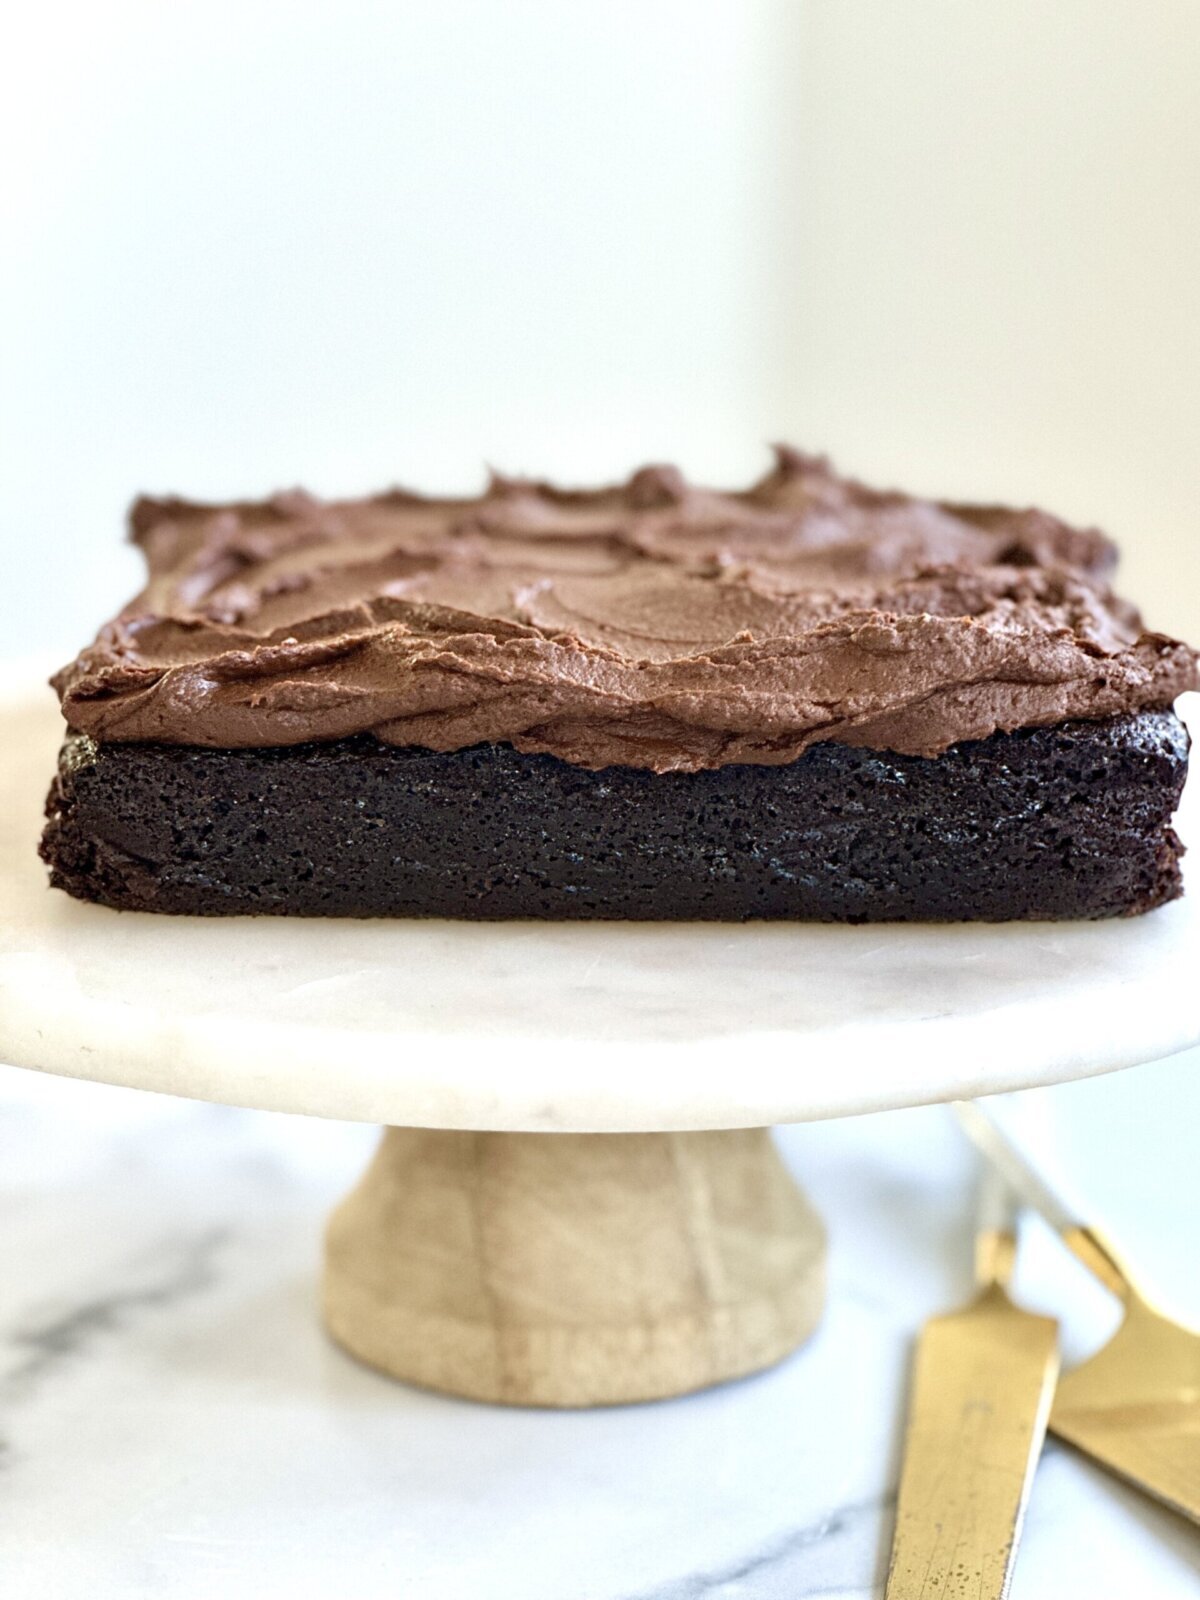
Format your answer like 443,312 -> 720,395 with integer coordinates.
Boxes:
323,1127 -> 826,1407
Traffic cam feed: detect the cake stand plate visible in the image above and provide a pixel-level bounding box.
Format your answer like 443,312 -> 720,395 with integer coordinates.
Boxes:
3,675 -> 1198,1405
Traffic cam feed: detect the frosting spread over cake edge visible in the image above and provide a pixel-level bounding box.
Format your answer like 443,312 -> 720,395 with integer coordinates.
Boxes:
52,449 -> 1199,772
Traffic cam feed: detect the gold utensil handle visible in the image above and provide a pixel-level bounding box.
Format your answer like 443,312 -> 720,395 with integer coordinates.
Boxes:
1059,1224 -> 1136,1299
953,1101 -> 1135,1300
974,1161 -> 1018,1288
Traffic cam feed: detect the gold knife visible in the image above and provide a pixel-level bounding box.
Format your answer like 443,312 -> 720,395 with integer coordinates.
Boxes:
955,1100 -> 1200,1525
886,1164 -> 1059,1599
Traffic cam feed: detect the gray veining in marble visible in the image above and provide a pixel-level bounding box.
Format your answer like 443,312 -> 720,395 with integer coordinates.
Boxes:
2,1057 -> 1199,1598
4,1230 -> 228,1398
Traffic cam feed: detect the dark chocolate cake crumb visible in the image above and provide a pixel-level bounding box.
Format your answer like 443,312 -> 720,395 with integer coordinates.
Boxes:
41,711 -> 1188,921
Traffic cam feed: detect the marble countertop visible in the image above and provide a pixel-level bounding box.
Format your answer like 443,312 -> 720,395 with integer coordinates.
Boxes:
3,1055 -> 1198,1598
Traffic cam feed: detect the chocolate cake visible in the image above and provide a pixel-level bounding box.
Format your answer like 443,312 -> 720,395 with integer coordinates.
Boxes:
42,449 -> 1197,920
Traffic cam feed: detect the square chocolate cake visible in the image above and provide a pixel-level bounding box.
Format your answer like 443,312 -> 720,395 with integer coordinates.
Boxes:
42,450 -> 1197,920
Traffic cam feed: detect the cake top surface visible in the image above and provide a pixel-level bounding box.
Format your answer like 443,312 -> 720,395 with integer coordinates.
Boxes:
53,448 -> 1197,771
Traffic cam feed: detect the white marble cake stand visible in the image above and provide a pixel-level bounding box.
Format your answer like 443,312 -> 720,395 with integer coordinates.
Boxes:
3,673 -> 1198,1406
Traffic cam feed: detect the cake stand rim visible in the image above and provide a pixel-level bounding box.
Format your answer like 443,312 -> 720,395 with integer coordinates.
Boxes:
4,674 -> 1198,1131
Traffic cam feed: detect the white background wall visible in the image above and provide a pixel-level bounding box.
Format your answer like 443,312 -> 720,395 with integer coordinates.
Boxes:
3,0 -> 1198,660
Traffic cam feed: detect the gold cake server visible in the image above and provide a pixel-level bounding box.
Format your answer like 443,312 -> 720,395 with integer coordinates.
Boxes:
955,1100 -> 1200,1525
885,1164 -> 1059,1599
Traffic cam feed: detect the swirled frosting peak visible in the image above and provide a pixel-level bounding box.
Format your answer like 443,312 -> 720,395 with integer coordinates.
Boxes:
53,449 -> 1198,771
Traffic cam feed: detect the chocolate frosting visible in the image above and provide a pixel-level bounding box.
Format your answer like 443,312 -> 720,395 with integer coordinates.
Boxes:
53,449 -> 1198,772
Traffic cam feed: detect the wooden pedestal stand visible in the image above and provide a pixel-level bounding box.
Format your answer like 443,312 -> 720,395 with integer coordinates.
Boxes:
324,1127 -> 825,1406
